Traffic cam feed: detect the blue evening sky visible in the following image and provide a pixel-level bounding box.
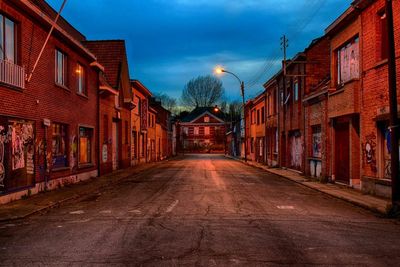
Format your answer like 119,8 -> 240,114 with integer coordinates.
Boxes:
47,0 -> 350,102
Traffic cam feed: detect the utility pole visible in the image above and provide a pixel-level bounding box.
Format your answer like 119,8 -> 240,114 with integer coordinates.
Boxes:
385,0 -> 399,208
280,35 -> 288,167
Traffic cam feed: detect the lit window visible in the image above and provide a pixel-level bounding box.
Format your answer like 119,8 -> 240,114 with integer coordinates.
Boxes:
76,63 -> 86,95
79,127 -> 93,164
204,116 -> 210,123
55,49 -> 67,86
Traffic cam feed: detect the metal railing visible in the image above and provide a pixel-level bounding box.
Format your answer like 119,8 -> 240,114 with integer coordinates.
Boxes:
0,59 -> 25,89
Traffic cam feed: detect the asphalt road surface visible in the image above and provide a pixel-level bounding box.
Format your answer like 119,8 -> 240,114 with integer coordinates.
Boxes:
1,154 -> 400,266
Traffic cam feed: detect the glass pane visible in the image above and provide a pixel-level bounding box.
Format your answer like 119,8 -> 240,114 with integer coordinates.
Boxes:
5,18 -> 14,62
79,137 -> 88,163
0,15 -> 4,60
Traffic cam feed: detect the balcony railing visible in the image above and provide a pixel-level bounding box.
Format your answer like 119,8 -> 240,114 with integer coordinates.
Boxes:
0,59 -> 25,89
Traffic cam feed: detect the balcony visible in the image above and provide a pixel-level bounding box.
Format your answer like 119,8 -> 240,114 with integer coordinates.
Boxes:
0,59 -> 25,89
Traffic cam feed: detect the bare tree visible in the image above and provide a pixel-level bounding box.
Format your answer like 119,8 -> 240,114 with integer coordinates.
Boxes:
181,75 -> 225,108
153,93 -> 178,114
228,100 -> 242,122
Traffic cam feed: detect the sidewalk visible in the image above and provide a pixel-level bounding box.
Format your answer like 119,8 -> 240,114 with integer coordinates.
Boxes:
0,162 -> 159,222
226,156 -> 391,215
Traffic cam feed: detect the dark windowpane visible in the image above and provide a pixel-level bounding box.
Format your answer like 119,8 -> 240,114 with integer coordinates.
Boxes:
52,123 -> 68,168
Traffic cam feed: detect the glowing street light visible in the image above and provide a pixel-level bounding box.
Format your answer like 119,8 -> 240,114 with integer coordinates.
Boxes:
214,66 -> 247,162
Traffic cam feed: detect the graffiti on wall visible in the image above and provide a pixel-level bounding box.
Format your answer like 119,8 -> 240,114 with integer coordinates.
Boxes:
362,133 -> 377,173
11,122 -> 34,171
312,131 -> 322,158
0,126 -> 11,189
70,135 -> 77,172
290,133 -> 303,170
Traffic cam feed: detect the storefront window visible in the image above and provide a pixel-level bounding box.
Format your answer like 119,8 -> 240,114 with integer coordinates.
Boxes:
79,127 -> 93,165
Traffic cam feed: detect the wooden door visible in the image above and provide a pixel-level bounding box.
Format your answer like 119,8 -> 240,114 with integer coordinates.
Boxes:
335,123 -> 350,183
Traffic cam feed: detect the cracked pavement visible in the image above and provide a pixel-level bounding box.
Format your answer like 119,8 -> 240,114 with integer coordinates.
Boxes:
1,154 -> 400,266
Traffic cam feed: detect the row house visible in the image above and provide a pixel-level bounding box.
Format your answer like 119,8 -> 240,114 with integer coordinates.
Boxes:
278,53 -> 306,173
150,98 -> 172,161
177,107 -> 227,153
0,0 -> 101,203
356,0 -> 400,197
264,74 -> 279,167
325,6 -> 362,187
131,80 -> 152,165
84,40 -> 133,175
245,92 -> 266,163
303,36 -> 330,180
243,0 -> 399,199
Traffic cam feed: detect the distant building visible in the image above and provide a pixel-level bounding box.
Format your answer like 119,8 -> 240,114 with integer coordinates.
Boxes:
131,80 -> 152,165
177,107 -> 227,153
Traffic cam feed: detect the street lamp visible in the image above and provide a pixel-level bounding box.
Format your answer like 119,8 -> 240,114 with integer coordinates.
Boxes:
215,67 -> 247,162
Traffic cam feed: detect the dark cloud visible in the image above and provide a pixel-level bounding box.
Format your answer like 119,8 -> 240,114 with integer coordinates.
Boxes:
47,0 -> 350,101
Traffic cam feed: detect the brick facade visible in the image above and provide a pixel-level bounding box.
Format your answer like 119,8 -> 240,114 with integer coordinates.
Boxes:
358,0 -> 400,197
0,0 -> 99,202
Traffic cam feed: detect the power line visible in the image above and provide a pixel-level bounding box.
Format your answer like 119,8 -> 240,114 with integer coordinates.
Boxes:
244,0 -> 326,90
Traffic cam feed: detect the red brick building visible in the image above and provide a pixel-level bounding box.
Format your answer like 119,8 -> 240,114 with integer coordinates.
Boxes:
356,0 -> 400,197
278,53 -> 306,173
131,80 -> 152,165
0,0 -> 100,203
325,5 -> 362,187
303,36 -> 331,181
263,74 -> 279,167
84,40 -> 133,175
178,107 -> 227,153
245,92 -> 266,163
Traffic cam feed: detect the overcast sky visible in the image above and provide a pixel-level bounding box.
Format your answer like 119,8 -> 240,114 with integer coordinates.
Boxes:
47,0 -> 350,102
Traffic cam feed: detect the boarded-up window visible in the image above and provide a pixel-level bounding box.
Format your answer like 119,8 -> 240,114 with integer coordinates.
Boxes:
337,37 -> 359,84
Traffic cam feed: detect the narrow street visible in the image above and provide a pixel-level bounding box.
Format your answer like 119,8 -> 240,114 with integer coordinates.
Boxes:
1,154 -> 399,266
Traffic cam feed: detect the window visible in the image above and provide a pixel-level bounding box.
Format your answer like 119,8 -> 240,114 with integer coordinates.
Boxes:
337,37 -> 359,84
194,127 -> 199,135
379,11 -> 388,60
250,138 -> 254,153
79,127 -> 93,165
0,15 -> 16,62
183,127 -> 189,135
204,116 -> 210,123
205,126 -> 210,136
52,123 -> 68,169
293,81 -> 299,102
261,107 -> 265,123
257,109 -> 260,125
76,63 -> 86,95
55,49 -> 67,86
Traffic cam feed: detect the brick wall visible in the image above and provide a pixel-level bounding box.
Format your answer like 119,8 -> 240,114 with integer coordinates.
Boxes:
0,1 -> 98,192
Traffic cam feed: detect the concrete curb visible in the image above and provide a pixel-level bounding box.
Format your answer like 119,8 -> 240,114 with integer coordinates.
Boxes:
225,155 -> 389,216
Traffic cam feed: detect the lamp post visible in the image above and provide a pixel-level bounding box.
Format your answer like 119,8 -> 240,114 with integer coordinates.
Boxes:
215,67 -> 247,162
